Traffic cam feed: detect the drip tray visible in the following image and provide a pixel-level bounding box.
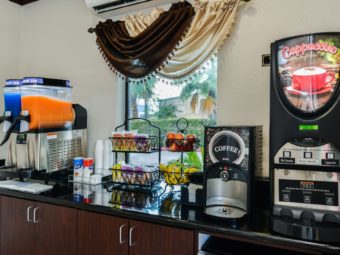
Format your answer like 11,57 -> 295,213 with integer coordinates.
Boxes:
204,205 -> 246,219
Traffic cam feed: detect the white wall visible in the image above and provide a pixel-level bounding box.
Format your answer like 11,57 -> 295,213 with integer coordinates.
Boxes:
2,0 -> 340,176
0,1 -> 20,159
18,0 -> 118,158
0,1 -> 20,79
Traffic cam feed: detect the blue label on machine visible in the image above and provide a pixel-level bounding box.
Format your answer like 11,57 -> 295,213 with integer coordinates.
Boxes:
22,77 -> 44,85
5,79 -> 22,86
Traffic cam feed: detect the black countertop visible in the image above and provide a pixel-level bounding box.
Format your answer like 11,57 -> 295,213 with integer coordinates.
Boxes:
0,178 -> 339,254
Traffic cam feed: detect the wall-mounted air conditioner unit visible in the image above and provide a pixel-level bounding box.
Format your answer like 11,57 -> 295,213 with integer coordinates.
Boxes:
85,0 -> 171,19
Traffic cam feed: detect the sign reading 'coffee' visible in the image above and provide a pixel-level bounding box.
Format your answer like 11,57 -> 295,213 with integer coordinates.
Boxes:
208,131 -> 245,164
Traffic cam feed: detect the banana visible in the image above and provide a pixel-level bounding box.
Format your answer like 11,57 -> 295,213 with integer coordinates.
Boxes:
169,175 -> 178,185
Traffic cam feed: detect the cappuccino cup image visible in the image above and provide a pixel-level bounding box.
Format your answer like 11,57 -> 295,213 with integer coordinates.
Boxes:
292,67 -> 334,92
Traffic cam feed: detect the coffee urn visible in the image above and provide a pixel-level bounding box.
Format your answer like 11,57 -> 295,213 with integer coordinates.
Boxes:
203,126 -> 262,221
270,32 -> 340,242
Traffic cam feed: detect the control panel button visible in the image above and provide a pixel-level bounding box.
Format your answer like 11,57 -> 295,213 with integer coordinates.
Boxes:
322,213 -> 338,224
300,211 -> 315,227
303,195 -> 311,203
326,153 -> 335,160
283,151 -> 291,158
304,152 -> 312,159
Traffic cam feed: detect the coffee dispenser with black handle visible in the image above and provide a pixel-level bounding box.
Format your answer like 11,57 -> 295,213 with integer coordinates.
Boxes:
205,162 -> 248,219
203,126 -> 263,222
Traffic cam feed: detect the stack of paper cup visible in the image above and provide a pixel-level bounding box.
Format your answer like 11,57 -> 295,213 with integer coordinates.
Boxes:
102,189 -> 112,206
103,139 -> 112,176
95,139 -> 104,175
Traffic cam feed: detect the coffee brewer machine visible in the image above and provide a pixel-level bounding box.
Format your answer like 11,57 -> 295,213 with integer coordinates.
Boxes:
203,126 -> 262,221
270,33 -> 340,242
1,77 -> 87,174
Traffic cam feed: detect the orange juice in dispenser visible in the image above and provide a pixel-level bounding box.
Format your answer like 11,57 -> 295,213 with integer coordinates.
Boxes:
20,77 -> 74,131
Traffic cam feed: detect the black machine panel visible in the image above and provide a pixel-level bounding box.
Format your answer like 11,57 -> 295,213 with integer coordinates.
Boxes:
270,32 -> 340,242
271,33 -> 340,156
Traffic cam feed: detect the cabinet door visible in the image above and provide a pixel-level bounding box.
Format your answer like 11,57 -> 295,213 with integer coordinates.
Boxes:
159,225 -> 195,255
129,220 -> 195,255
35,202 -> 77,255
78,210 -> 129,255
0,196 -> 36,255
128,220 -> 161,255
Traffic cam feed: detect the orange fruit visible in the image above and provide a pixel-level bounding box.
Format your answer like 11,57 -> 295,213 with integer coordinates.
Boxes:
175,133 -> 184,140
169,142 -> 178,151
167,132 -> 176,140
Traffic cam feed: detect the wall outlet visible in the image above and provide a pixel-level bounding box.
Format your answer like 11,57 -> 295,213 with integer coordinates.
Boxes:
262,54 -> 271,66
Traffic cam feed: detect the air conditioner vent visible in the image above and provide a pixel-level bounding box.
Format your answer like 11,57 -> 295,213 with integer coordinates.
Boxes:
85,0 -> 171,18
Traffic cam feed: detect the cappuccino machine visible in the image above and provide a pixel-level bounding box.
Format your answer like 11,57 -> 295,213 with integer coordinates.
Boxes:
0,77 -> 87,177
203,126 -> 262,221
270,33 -> 340,242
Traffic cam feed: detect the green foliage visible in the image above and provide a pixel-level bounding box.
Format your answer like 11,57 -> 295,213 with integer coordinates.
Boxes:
129,118 -> 216,143
166,151 -> 203,170
153,104 -> 179,119
318,38 -> 340,64
183,151 -> 202,170
178,59 -> 217,116
129,78 -> 157,119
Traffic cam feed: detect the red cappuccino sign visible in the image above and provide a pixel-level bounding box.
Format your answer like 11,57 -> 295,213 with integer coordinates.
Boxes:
281,42 -> 338,59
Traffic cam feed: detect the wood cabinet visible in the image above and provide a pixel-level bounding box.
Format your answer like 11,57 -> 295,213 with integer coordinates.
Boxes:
78,211 -> 195,255
0,196 -> 36,255
0,196 -> 77,255
78,210 -> 129,255
0,196 -> 195,255
129,220 -> 195,255
35,202 -> 77,255
159,223 -> 195,255
128,220 -> 160,255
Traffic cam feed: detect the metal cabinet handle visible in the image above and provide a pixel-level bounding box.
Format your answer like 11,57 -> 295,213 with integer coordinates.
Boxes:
26,206 -> 33,222
129,226 -> 136,247
33,207 -> 40,223
119,224 -> 127,244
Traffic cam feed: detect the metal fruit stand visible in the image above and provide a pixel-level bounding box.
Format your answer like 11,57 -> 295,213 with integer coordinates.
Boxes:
161,118 -> 200,187
108,118 -> 163,197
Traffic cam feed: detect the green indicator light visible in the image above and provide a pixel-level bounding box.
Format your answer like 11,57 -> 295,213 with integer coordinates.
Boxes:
299,124 -> 319,131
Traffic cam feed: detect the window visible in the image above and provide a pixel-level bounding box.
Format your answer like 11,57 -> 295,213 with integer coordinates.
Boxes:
126,58 -> 217,168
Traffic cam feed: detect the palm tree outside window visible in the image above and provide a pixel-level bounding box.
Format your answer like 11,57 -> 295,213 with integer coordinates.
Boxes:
127,58 -> 217,167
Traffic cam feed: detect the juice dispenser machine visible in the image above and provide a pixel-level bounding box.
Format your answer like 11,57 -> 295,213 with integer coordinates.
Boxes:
2,77 -> 87,174
270,32 -> 340,242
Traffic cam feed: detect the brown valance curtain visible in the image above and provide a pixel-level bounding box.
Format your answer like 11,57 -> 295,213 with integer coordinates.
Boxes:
92,1 -> 195,78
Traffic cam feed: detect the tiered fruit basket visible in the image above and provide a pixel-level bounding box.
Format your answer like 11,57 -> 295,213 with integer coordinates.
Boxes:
165,133 -> 199,152
110,134 -> 158,153
160,163 -> 199,185
160,118 -> 201,186
109,118 -> 161,190
111,163 -> 159,186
